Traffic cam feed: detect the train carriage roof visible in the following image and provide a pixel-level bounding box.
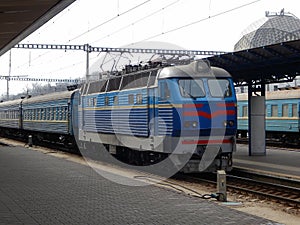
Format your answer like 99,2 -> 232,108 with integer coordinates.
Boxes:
22,90 -> 77,105
237,89 -> 300,101
158,60 -> 231,79
0,98 -> 22,108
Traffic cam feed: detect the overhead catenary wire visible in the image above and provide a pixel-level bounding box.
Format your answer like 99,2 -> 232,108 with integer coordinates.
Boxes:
133,0 -> 262,44
67,0 -> 152,43
90,0 -> 180,45
12,0 -> 152,72
33,1 -> 78,37
13,2 -> 79,70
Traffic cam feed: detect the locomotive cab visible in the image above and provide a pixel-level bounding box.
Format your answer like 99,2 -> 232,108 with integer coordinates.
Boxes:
156,60 -> 237,172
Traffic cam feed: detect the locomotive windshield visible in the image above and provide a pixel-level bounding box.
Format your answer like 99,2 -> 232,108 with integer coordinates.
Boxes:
178,79 -> 205,98
178,78 -> 232,99
208,79 -> 232,98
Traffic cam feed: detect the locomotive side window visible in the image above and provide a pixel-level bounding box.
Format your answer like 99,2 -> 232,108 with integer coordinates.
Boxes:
208,79 -> 232,98
105,96 -> 109,106
128,94 -> 134,104
113,96 -> 118,105
136,94 -> 143,104
178,79 -> 204,98
159,81 -> 170,100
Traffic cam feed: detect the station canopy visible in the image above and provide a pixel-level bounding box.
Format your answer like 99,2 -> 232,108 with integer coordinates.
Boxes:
207,10 -> 300,86
0,0 -> 76,56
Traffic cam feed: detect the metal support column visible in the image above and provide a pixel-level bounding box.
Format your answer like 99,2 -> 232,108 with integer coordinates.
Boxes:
247,83 -> 252,156
248,81 -> 266,156
84,44 -> 91,82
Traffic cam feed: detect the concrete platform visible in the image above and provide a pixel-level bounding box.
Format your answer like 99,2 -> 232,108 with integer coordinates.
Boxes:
0,145 -> 277,225
234,144 -> 300,178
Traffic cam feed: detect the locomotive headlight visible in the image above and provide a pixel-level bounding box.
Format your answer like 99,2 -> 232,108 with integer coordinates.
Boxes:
184,121 -> 191,128
184,121 -> 198,128
224,120 -> 234,127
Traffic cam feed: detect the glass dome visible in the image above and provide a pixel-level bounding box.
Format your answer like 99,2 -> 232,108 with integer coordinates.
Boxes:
234,9 -> 300,51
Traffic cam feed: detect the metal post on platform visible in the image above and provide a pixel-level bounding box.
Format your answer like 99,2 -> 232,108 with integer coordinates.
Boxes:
28,135 -> 33,147
217,170 -> 227,202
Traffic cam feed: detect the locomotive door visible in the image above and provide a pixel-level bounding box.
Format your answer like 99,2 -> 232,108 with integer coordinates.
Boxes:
157,80 -> 173,136
148,87 -> 156,136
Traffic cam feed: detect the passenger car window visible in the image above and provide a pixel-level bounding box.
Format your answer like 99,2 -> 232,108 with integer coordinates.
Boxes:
282,104 -> 289,117
271,105 -> 278,117
292,104 -> 297,117
242,106 -> 248,117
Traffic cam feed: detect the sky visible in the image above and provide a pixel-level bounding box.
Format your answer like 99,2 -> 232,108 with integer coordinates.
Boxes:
0,0 -> 300,98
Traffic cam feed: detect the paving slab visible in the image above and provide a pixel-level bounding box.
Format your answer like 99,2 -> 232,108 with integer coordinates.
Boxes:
0,146 -> 278,225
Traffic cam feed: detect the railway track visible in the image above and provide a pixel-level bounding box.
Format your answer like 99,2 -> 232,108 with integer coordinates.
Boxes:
227,169 -> 300,207
175,169 -> 300,208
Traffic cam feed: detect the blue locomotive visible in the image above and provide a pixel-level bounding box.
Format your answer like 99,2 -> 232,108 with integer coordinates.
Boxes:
0,60 -> 237,173
237,89 -> 300,144
78,60 -> 237,173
